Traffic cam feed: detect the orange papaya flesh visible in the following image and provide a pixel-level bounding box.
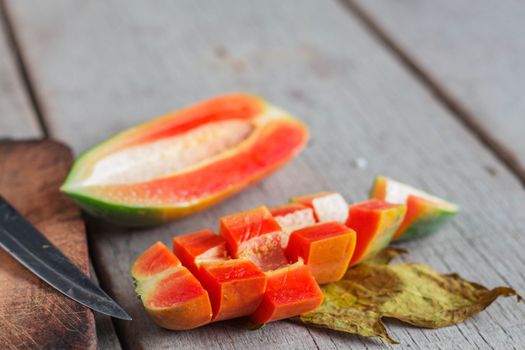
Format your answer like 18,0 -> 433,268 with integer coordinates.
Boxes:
61,94 -> 309,226
220,206 -> 282,258
131,242 -> 212,330
237,232 -> 289,272
198,259 -> 267,321
249,262 -> 323,324
346,199 -> 406,266
269,203 -> 316,233
141,268 -> 213,330
285,222 -> 356,284
131,241 -> 181,282
173,229 -> 228,275
119,94 -> 263,150
269,203 -> 309,217
370,176 -> 459,241
291,192 -> 349,223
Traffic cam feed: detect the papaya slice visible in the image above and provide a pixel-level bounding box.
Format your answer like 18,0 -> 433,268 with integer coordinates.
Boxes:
346,199 -> 406,266
237,231 -> 289,272
285,222 -> 356,284
61,94 -> 309,226
250,262 -> 323,324
131,242 -> 212,330
198,259 -> 266,321
220,206 -> 288,271
173,229 -> 228,275
292,192 -> 349,223
131,241 -> 181,282
269,203 -> 316,233
370,176 -> 459,241
219,206 -> 282,258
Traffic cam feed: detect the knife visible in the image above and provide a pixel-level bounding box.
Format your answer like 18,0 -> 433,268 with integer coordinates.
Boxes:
0,196 -> 131,320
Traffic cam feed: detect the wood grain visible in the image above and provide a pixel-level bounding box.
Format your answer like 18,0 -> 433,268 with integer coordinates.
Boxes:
0,11 -> 120,349
0,140 -> 96,349
348,0 -> 525,182
6,0 -> 525,348
89,261 -> 122,350
0,6 -> 39,138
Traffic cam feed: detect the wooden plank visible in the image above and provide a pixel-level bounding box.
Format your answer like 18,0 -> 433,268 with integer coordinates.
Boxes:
0,7 -> 39,138
347,0 -> 525,181
90,262 -> 122,350
0,140 -> 96,349
6,0 -> 525,348
0,6 -> 122,348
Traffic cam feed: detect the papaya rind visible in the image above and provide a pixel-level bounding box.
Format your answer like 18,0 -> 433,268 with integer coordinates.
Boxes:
396,209 -> 457,242
370,176 -> 459,241
138,269 -> 213,330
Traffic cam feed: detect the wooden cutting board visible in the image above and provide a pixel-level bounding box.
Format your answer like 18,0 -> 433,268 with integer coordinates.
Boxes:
0,140 -> 96,349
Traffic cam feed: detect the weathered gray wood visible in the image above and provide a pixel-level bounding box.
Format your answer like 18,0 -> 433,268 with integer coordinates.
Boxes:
90,261 -> 122,350
6,0 -> 525,348
0,8 -> 122,349
349,0 -> 525,182
0,8 -> 39,138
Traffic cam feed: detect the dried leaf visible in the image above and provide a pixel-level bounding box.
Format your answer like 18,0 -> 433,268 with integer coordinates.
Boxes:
363,247 -> 407,265
300,248 -> 521,344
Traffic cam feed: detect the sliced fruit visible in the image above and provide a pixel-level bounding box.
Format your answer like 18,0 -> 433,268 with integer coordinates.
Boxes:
346,199 -> 406,266
138,268 -> 213,330
250,262 -> 323,324
370,176 -> 459,241
292,192 -> 349,223
198,259 -> 267,321
219,206 -> 282,258
269,203 -> 316,233
61,94 -> 309,226
131,242 -> 212,330
238,231 -> 289,271
131,241 -> 181,282
173,229 -> 228,275
285,222 -> 356,284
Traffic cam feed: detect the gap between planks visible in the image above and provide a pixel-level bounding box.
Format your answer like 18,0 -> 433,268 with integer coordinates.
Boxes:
339,0 -> 525,187
86,216 -> 129,350
0,0 -> 49,137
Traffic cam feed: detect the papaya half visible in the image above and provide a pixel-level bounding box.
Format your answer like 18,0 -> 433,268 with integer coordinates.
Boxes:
61,94 -> 308,226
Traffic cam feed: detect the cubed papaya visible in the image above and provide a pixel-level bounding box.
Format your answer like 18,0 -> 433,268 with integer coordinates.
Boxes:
198,259 -> 266,321
292,192 -> 349,223
173,229 -> 228,275
250,262 -> 323,324
219,206 -> 282,258
285,222 -> 356,284
346,199 -> 406,266
269,203 -> 316,234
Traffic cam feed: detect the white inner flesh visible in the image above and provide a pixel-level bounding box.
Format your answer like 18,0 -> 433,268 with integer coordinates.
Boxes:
384,177 -> 457,209
195,245 -> 228,262
312,193 -> 349,223
239,231 -> 288,271
275,208 -> 316,237
82,119 -> 253,186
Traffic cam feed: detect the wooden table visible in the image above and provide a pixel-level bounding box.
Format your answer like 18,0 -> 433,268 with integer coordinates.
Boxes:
1,1 -> 524,348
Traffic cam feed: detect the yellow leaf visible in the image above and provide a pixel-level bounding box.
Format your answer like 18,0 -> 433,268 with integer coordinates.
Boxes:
300,248 -> 521,344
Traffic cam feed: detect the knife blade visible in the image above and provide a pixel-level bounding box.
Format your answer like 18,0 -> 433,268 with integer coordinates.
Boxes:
0,196 -> 131,320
